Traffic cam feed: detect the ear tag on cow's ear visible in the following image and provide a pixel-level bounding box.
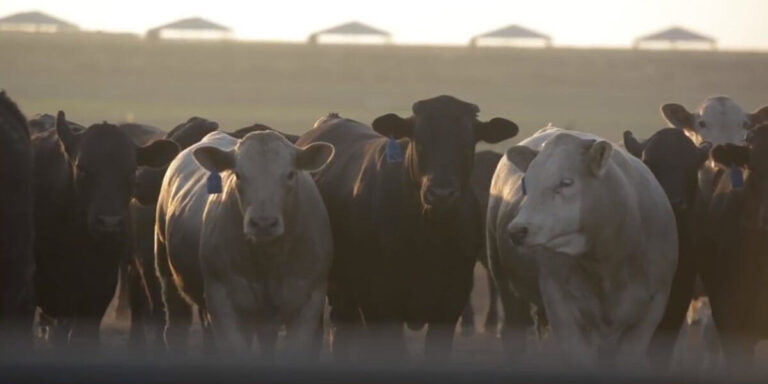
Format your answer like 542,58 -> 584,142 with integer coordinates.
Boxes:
386,137 -> 403,163
730,166 -> 745,189
207,172 -> 222,194
521,176 -> 527,196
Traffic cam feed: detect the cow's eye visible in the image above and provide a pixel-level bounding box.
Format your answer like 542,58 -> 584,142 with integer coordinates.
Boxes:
698,121 -> 707,129
559,178 -> 574,188
286,170 -> 296,181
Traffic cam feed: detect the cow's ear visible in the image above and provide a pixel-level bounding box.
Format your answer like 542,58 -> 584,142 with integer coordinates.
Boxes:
749,105 -> 768,126
476,118 -> 519,144
711,143 -> 749,169
372,113 -> 412,139
697,141 -> 713,165
622,130 -> 645,158
137,139 -> 179,168
661,103 -> 694,131
193,146 -> 235,173
56,111 -> 81,159
296,142 -> 334,172
587,140 -> 613,176
505,146 -> 538,172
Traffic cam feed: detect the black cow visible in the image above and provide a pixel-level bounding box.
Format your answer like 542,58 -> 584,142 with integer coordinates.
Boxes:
127,116 -> 218,347
296,95 -> 518,359
623,128 -> 711,367
33,111 -> 179,347
460,150 -> 503,335
698,124 -> 768,367
0,91 -> 34,347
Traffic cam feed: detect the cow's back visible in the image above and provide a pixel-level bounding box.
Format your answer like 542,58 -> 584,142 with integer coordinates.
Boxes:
296,116 -> 389,235
157,131 -> 235,303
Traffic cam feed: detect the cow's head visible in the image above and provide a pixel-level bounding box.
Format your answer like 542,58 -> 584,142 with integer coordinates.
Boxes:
711,124 -> 768,230
505,133 -> 616,255
134,117 -> 218,205
193,131 -> 334,243
624,128 -> 710,214
372,95 -> 518,214
662,96 -> 768,146
56,111 -> 179,236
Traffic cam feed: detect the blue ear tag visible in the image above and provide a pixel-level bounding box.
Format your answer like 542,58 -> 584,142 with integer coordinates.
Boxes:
207,172 -> 222,194
521,176 -> 527,196
386,138 -> 403,163
730,166 -> 744,189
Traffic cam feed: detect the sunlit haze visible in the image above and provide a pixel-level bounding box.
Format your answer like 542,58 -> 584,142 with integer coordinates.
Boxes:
1,0 -> 767,50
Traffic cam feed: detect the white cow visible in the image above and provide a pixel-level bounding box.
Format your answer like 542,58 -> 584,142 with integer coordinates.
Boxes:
662,96 -> 768,147
486,127 -> 678,366
662,96 -> 768,198
155,131 -> 334,357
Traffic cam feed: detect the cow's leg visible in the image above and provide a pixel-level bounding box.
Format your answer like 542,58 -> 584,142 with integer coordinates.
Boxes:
648,246 -> 695,369
255,322 -> 278,360
69,266 -> 119,348
127,261 -> 147,348
459,261 -> 477,337
140,251 -> 165,348
460,299 -> 475,336
329,296 -> 361,361
199,307 -> 216,355
615,293 -> 668,367
485,263 -> 500,333
487,234 -> 531,358
114,262 -> 131,322
284,287 -> 326,359
538,275 -> 595,365
206,281 -> 250,353
155,240 -> 192,352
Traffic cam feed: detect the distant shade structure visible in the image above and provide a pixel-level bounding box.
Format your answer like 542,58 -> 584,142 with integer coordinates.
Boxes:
0,11 -> 78,33
308,21 -> 391,45
470,25 -> 551,48
634,26 -> 716,50
146,17 -> 232,41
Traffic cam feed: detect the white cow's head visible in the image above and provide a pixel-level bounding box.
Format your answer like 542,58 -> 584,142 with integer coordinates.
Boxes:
193,132 -> 334,243
505,133 -> 614,255
662,96 -> 768,146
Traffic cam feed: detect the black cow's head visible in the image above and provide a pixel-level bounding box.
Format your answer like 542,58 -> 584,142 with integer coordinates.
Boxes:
56,111 -> 179,236
624,128 -> 710,214
133,117 -> 217,205
372,95 -> 518,214
711,124 -> 768,229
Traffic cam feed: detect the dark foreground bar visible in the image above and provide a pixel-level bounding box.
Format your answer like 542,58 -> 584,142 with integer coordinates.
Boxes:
0,351 -> 766,384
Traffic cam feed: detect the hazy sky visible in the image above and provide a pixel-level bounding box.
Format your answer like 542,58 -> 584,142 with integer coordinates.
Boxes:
2,0 -> 767,50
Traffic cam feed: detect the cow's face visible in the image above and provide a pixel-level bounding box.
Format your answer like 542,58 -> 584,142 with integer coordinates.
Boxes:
56,111 -> 179,237
712,124 -> 768,230
662,96 -> 768,146
193,132 -> 333,244
134,117 -> 218,206
372,95 -> 518,215
505,134 -> 614,255
624,128 -> 710,214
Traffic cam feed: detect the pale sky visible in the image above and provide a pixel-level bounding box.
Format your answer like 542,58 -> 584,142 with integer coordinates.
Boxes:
2,0 -> 768,50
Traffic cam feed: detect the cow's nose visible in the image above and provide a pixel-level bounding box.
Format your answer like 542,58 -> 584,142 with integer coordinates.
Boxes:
94,215 -> 126,232
425,186 -> 459,205
250,216 -> 279,230
508,225 -> 528,246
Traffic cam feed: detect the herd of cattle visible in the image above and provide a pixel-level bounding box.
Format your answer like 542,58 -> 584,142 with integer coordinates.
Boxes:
1,91 -> 768,368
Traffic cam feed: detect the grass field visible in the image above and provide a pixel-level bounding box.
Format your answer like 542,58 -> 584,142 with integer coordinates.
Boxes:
2,32 -> 768,151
